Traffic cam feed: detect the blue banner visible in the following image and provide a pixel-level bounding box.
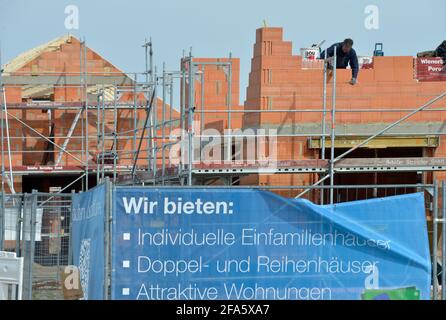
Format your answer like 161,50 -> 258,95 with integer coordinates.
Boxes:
111,188 -> 431,300
71,183 -> 106,300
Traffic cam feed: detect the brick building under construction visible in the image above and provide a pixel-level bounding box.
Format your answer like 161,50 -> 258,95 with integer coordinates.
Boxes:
1,26 -> 446,202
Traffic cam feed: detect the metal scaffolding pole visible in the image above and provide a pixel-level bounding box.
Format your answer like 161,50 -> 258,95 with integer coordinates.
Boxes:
181,51 -> 186,132
137,107 -> 446,114
169,73 -> 173,137
0,45 -> 4,250
84,38 -> 89,190
180,55 -> 187,178
101,87 -> 106,182
147,94 -> 153,177
200,66 -> 205,137
149,39 -> 153,85
162,63 -> 166,185
54,108 -> 83,166
152,66 -> 158,181
1,70 -> 14,195
442,180 -> 446,300
133,74 -> 138,166
143,38 -> 153,84
329,47 -> 337,205
113,86 -> 118,183
143,38 -> 154,172
227,53 -> 233,163
80,39 -> 85,190
433,180 -> 438,300
96,87 -> 102,184
2,89 -> 14,193
131,89 -> 155,180
320,49 -> 327,204
188,50 -> 194,186
27,190 -> 37,300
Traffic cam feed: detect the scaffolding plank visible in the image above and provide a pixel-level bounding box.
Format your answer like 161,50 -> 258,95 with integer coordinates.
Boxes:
6,157 -> 446,175
192,157 -> 446,174
336,157 -> 446,168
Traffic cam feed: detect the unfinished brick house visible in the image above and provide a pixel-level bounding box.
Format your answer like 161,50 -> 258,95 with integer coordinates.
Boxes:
239,27 -> 446,199
1,27 -> 446,201
1,35 -> 178,192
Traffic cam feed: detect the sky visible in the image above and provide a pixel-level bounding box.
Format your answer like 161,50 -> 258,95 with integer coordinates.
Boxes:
1,0 -> 445,103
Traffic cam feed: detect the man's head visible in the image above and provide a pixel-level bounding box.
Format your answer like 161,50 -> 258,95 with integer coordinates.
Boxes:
342,38 -> 354,53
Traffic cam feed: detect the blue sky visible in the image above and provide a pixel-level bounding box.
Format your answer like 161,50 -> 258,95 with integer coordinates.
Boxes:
1,0 -> 445,103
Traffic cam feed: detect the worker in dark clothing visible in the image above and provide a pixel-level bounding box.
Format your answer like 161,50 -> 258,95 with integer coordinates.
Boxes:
320,38 -> 359,85
418,40 -> 446,66
435,40 -> 446,66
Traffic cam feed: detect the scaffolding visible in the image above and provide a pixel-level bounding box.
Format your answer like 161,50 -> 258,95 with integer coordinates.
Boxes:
1,35 -> 446,299
0,40 -> 446,196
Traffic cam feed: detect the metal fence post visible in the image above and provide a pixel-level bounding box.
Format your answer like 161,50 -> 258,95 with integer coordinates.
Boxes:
15,194 -> 23,256
0,191 -> 5,251
188,57 -> 195,186
104,177 -> 112,300
69,190 -> 75,266
21,194 -> 29,299
0,192 -> 4,251
25,189 -> 37,300
433,180 -> 438,300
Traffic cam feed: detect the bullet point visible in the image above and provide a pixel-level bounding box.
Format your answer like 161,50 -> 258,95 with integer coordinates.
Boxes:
123,233 -> 131,241
123,260 -> 130,268
122,288 -> 130,296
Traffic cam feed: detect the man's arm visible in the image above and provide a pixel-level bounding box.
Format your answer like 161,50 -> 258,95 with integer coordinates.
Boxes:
350,49 -> 359,79
320,44 -> 335,59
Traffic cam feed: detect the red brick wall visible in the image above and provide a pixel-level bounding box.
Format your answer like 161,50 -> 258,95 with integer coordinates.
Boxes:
182,57 -> 243,131
242,27 -> 446,187
3,36 -> 179,191
4,30 -> 446,192
244,27 -> 446,123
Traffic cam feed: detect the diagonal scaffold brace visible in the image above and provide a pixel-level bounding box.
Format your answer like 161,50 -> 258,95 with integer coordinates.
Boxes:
131,88 -> 156,181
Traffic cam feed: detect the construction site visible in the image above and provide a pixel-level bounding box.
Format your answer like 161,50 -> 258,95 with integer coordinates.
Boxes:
1,24 -> 446,300
1,28 -> 446,193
